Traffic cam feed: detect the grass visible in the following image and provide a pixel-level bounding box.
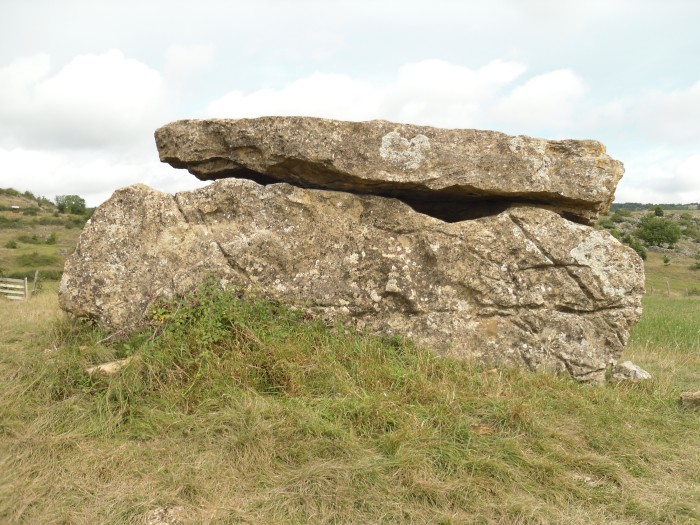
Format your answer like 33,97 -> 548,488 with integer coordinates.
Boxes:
0,192 -> 83,280
0,192 -> 697,523
0,281 -> 698,524
644,251 -> 700,297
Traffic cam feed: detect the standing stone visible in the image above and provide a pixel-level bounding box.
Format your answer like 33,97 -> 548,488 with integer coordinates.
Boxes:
59,178 -> 645,384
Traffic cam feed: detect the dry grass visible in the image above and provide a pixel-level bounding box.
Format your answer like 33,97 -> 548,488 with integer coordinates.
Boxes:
1,282 -> 698,525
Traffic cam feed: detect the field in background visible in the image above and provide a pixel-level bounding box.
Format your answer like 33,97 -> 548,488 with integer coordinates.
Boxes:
644,251 -> 700,297
0,190 -> 85,281
0,199 -> 698,524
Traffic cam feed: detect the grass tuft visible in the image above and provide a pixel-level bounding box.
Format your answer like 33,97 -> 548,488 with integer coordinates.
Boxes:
0,281 -> 698,524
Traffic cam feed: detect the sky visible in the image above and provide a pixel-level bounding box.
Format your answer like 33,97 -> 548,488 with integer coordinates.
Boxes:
1,0 -> 699,207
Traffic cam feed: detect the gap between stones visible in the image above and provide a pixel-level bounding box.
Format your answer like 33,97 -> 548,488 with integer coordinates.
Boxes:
179,158 -> 595,224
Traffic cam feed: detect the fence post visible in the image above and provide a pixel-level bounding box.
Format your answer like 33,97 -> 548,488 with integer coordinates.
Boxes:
32,270 -> 39,297
24,278 -> 29,301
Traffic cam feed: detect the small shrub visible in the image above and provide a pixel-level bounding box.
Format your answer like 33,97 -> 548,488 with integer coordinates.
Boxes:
39,269 -> 63,280
663,255 -> 671,265
45,232 -> 58,245
598,217 -> 615,230
4,240 -> 18,249
0,216 -> 21,229
623,235 -> 647,260
17,234 -> 42,244
611,209 -> 632,222
21,207 -> 39,216
36,217 -> 65,226
608,228 -> 622,240
15,251 -> 59,267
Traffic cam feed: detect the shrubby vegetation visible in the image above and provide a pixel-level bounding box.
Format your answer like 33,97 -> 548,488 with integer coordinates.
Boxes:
635,215 -> 682,248
597,205 -> 699,259
611,202 -> 700,211
55,194 -> 87,215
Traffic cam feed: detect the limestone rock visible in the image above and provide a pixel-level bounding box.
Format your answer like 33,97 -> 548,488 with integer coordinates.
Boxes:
144,506 -> 187,525
85,357 -> 133,376
680,391 -> 700,410
611,360 -> 652,382
155,117 -> 624,224
59,179 -> 644,384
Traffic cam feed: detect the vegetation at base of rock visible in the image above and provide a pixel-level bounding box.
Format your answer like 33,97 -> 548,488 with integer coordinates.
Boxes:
1,281 -> 698,524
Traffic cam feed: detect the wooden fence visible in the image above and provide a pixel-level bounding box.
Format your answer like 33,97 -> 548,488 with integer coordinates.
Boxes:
0,271 -> 39,301
0,277 -> 29,300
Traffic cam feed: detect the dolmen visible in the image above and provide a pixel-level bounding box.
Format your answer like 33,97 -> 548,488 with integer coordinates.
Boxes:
59,117 -> 645,384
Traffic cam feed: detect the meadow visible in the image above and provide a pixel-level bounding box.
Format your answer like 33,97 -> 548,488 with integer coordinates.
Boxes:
0,198 -> 698,524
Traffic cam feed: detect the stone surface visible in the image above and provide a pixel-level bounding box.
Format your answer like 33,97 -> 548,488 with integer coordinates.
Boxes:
85,357 -> 133,376
680,391 -> 700,409
59,179 -> 645,383
155,117 -> 624,224
144,506 -> 187,525
611,360 -> 652,382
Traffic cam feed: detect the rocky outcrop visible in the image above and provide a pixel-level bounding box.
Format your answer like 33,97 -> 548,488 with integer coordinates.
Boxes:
155,118 -> 624,224
59,178 -> 644,384
611,361 -> 652,382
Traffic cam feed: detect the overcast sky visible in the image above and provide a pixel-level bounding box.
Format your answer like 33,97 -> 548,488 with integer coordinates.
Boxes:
1,0 -> 699,206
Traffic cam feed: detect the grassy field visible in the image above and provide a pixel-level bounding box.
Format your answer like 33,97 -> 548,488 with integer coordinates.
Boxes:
0,196 -> 698,524
0,190 -> 84,281
0,282 -> 698,524
644,251 -> 700,297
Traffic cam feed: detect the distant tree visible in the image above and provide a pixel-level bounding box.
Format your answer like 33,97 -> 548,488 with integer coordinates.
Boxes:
635,215 -> 681,248
653,205 -> 664,217
55,195 -> 86,215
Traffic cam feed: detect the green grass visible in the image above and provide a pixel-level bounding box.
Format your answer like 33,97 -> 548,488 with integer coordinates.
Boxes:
0,282 -> 698,524
623,295 -> 700,392
0,194 -> 697,523
644,251 -> 700,297
0,193 -> 83,280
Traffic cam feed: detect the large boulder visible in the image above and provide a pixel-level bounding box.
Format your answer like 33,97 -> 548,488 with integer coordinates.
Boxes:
155,117 -> 624,224
59,179 -> 644,383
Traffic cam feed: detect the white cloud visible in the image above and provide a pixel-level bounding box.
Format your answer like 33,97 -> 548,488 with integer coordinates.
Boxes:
494,69 -> 588,131
2,48 -> 697,207
165,43 -> 216,81
207,72 -> 383,121
206,59 -> 528,128
383,59 -> 527,127
0,146 -> 205,207
615,152 -> 700,204
633,81 -> 700,145
0,50 -> 167,149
